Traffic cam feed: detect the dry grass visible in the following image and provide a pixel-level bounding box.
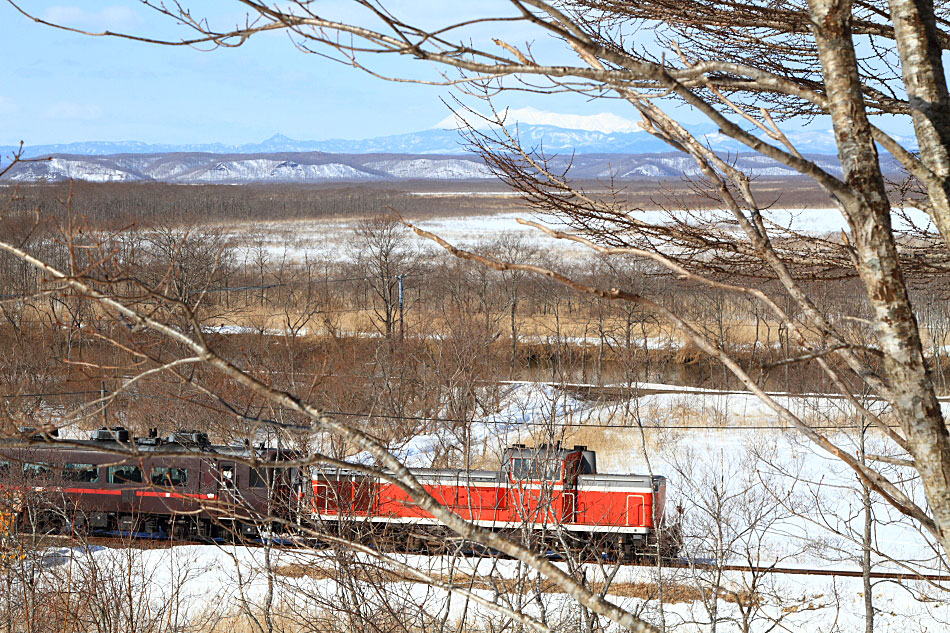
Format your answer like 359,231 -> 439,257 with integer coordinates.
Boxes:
561,425 -> 665,460
272,562 -> 758,606
209,304 -> 687,343
273,563 -> 339,580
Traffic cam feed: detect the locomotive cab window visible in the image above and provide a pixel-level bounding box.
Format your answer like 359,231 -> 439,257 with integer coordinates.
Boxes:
63,463 -> 99,483
108,465 -> 143,484
511,458 -> 559,481
564,459 -> 579,487
151,467 -> 187,487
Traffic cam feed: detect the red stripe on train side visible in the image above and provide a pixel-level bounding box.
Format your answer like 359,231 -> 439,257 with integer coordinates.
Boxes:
57,487 -> 216,500
136,491 -> 216,500
61,487 -> 121,495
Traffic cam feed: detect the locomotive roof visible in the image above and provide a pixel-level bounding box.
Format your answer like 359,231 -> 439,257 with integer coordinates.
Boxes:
577,473 -> 665,486
312,467 -> 501,480
312,466 -> 664,483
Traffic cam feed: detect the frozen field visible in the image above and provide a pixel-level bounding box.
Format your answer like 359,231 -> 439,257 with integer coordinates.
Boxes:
219,205 -> 932,265
45,203 -> 943,630
222,212 -> 583,264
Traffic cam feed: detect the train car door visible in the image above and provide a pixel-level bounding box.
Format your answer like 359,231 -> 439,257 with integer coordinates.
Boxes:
216,461 -> 238,513
626,495 -> 645,527
561,452 -> 581,523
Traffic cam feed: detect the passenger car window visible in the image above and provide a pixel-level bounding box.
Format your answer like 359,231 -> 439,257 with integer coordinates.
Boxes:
108,465 -> 143,484
151,467 -> 187,487
248,467 -> 294,488
63,463 -> 99,482
249,467 -> 267,488
23,462 -> 51,479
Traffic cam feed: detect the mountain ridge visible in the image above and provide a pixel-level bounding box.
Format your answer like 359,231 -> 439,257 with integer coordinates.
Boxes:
0,123 -> 909,184
2,121 -> 886,158
0,149 -> 902,184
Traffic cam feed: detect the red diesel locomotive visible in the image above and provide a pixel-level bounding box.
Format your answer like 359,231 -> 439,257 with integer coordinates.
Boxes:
312,444 -> 672,558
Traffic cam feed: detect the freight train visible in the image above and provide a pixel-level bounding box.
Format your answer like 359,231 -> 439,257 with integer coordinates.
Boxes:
0,427 -> 675,558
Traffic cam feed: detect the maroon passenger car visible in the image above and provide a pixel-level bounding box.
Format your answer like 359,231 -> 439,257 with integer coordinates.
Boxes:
0,427 -> 303,539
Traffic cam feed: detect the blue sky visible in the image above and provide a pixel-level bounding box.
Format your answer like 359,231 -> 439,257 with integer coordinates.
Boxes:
0,1 -> 907,147
0,1 -> 715,146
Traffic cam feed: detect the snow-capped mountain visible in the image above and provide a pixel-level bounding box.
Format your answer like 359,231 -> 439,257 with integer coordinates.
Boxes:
0,120 -> 911,183
3,120 -> 890,160
0,126 -> 671,158
0,149 -> 903,184
0,152 -> 496,183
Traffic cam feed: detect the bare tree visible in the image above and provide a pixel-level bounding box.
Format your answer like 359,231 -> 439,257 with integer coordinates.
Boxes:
353,215 -> 415,342
669,440 -> 819,633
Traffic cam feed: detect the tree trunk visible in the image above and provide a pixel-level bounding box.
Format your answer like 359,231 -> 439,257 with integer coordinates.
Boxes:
810,0 -> 950,556
887,0 -> 950,244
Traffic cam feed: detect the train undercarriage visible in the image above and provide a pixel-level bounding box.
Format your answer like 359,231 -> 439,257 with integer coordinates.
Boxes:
14,501 -> 680,563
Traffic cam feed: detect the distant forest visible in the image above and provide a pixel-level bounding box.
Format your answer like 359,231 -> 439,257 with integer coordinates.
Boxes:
1,178 -> 837,228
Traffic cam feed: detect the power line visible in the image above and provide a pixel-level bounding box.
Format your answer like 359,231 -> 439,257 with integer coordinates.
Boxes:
52,386 -> 888,432
319,409 -> 897,432
1,390 -> 102,398
5,376 -> 901,432
1,271 -> 425,301
187,272 -> 424,295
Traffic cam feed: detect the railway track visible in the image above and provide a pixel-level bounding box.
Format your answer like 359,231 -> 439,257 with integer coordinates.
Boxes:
32,534 -> 950,581
627,559 -> 950,582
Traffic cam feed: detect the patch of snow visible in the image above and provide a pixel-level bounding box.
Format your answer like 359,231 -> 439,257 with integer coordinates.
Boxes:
367,158 -> 493,179
192,159 -> 375,182
8,158 -> 136,182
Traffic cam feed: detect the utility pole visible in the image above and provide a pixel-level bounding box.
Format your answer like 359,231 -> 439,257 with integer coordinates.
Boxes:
397,274 -> 404,341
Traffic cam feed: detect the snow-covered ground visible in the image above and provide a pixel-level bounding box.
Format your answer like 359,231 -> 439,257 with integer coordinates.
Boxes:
220,205 -> 933,266
35,529 -> 948,632
222,211 -> 586,265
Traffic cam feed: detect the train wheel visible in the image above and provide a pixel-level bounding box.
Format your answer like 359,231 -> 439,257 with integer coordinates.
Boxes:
645,522 -> 683,561
167,517 -> 187,541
